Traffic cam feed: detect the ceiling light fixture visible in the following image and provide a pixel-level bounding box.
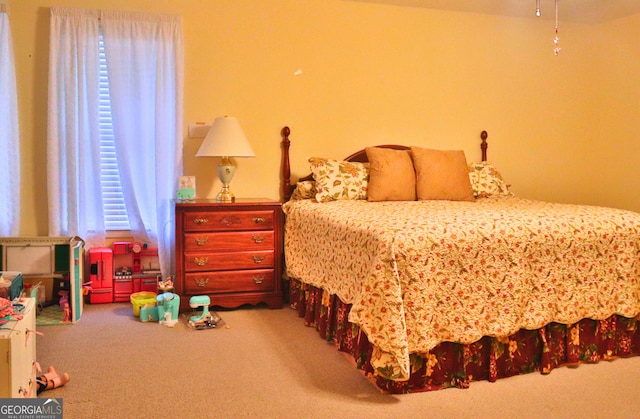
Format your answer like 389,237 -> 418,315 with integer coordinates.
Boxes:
537,0 -> 561,55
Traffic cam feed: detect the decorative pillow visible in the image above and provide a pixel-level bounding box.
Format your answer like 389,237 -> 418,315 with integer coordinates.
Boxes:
365,147 -> 416,201
290,180 -> 316,201
309,157 -> 369,202
410,146 -> 475,201
468,162 -> 513,198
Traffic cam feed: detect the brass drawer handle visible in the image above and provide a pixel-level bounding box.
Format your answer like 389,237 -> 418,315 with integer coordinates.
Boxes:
194,237 -> 209,246
251,255 -> 265,264
252,217 -> 265,224
193,217 -> 209,225
251,235 -> 265,244
194,257 -> 209,266
252,275 -> 264,284
194,277 -> 209,287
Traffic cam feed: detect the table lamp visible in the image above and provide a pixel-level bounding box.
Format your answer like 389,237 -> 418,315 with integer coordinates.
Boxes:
196,116 -> 255,202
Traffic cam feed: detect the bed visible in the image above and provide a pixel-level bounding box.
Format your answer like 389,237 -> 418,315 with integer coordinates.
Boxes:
279,127 -> 640,394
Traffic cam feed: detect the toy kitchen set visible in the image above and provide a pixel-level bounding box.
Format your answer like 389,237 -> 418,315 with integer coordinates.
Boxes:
89,241 -> 161,303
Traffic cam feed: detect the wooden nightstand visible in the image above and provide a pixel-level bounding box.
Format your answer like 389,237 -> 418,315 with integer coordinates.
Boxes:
174,199 -> 283,310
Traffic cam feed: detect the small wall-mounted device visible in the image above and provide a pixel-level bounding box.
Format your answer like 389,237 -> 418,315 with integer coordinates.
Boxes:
188,122 -> 212,138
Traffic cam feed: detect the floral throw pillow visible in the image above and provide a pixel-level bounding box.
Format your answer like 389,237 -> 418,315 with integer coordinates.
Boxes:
290,180 -> 316,200
468,162 -> 513,198
309,157 -> 369,202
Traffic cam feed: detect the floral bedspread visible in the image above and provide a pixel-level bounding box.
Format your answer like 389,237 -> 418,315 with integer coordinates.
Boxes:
282,197 -> 640,381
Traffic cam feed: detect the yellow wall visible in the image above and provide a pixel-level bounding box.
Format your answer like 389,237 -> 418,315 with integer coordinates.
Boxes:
6,0 -> 640,236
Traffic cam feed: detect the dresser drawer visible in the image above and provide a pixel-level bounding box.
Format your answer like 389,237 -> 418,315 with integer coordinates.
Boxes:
184,231 -> 274,252
185,269 -> 275,294
175,199 -> 283,309
184,250 -> 274,272
183,210 -> 274,232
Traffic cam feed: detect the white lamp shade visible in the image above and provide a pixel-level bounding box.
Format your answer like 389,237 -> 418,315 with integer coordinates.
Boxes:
196,116 -> 255,158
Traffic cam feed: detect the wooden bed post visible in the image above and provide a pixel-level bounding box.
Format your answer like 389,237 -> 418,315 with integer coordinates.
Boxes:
480,130 -> 488,162
281,126 -> 291,202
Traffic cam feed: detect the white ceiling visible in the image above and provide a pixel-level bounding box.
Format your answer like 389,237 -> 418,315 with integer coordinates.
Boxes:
349,0 -> 640,23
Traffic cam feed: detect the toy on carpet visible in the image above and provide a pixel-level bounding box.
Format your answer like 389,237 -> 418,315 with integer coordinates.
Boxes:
59,293 -> 71,322
139,304 -> 159,322
187,295 -> 222,330
157,292 -> 180,327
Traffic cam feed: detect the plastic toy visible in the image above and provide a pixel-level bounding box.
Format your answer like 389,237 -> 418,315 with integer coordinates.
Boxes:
59,295 -> 71,322
188,295 -> 221,329
156,292 -> 180,327
139,305 -> 159,322
160,311 -> 178,327
157,276 -> 174,292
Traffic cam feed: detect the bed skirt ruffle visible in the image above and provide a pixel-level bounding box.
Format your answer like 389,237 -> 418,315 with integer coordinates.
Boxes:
289,278 -> 640,394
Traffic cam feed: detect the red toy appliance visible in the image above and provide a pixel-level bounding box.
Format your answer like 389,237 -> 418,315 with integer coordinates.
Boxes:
88,247 -> 113,303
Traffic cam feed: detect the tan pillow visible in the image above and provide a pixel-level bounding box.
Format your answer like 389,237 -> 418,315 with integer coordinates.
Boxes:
410,146 -> 475,201
365,147 -> 416,201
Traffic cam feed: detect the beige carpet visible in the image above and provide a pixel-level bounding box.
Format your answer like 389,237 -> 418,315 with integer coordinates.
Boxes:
36,303 -> 640,419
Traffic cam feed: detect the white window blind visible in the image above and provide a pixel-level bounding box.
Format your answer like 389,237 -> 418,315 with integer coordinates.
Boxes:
98,31 -> 130,230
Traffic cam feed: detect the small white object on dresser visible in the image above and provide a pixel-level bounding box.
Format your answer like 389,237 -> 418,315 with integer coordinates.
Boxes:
0,298 -> 37,398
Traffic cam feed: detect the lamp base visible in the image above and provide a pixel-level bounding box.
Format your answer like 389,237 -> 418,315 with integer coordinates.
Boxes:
216,157 -> 236,203
216,186 -> 235,203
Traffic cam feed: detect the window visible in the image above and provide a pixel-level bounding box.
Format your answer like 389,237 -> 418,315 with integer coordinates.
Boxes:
48,7 -> 182,276
98,31 -> 129,231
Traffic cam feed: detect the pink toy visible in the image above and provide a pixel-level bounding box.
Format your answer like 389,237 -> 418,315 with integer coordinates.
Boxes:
59,294 -> 71,322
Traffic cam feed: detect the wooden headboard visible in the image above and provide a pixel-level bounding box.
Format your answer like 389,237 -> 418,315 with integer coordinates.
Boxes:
280,127 -> 489,201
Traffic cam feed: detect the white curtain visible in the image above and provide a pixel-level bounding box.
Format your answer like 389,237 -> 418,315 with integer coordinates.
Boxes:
101,10 -> 183,278
48,7 -> 103,245
48,7 -> 183,277
0,4 -> 20,236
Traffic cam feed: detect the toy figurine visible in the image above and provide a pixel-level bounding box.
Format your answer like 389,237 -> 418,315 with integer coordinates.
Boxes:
62,302 -> 71,322
188,295 -> 221,329
59,295 -> 71,322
